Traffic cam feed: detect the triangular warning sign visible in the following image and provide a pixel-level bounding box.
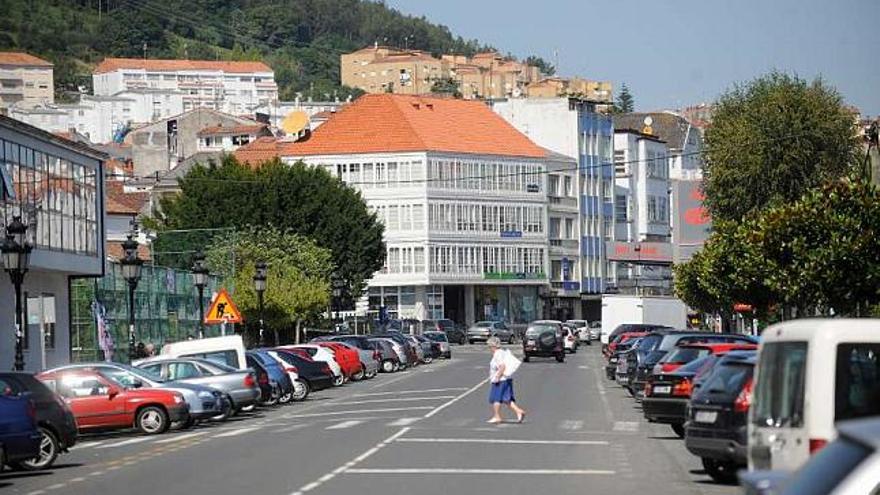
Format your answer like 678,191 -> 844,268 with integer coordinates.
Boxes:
204,288 -> 243,324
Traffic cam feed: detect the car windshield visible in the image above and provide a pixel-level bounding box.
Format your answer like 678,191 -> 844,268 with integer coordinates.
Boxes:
526,324 -> 556,335
701,361 -> 752,395
636,334 -> 662,351
664,347 -> 710,364
677,355 -> 714,374
475,322 -> 494,327
753,341 -> 807,428
424,333 -> 447,342
195,359 -> 238,373
114,364 -> 165,384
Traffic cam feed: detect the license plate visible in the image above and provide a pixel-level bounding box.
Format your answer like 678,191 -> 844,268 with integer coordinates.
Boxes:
695,411 -> 718,424
527,340 -> 535,345
610,357 -> 618,363
653,385 -> 671,394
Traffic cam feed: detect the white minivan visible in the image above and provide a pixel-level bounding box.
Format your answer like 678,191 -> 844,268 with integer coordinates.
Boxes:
748,319 -> 880,472
161,335 -> 248,371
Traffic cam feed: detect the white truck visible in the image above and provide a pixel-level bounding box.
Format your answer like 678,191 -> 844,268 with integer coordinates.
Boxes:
600,295 -> 688,344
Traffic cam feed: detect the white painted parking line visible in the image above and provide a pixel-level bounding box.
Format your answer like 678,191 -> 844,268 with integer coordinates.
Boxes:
326,420 -> 364,430
283,406 -> 434,419
387,417 -> 421,427
153,432 -> 208,444
345,468 -> 616,475
613,421 -> 640,432
212,427 -> 261,438
395,438 -> 609,446
96,437 -> 152,449
276,424 -> 310,433
329,396 -> 456,407
578,365 -> 590,369
559,420 -> 584,431
349,387 -> 468,398
424,379 -> 489,418
71,440 -> 105,450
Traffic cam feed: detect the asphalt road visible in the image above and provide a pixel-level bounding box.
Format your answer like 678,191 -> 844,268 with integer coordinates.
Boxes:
1,345 -> 739,495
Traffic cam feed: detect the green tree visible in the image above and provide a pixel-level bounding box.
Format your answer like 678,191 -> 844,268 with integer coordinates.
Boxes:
429,77 -> 462,97
204,226 -> 333,344
612,83 -> 635,113
151,156 -> 385,308
524,55 -> 555,76
702,72 -> 861,222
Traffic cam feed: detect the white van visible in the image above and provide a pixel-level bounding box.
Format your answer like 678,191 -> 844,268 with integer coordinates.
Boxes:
161,335 -> 248,371
748,319 -> 880,472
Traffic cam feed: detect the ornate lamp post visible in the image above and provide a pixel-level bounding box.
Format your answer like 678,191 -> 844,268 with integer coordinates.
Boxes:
2,216 -> 33,371
119,229 -> 143,362
634,243 -> 642,296
331,275 -> 345,323
191,252 -> 209,339
253,261 -> 268,345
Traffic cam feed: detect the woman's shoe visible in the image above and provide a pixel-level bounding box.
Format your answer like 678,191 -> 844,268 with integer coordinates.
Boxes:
516,411 -> 526,423
486,417 -> 503,424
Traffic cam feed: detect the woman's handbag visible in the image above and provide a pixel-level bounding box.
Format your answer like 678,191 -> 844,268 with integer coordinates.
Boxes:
502,349 -> 522,378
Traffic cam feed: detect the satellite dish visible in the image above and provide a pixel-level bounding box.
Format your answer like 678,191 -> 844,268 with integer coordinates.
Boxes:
642,115 -> 655,135
644,116 -> 654,127
281,111 -> 310,136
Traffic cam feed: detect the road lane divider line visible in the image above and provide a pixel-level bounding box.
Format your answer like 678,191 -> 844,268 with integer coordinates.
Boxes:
387,417 -> 421,426
327,396 -> 456,407
395,438 -> 609,446
96,437 -> 153,449
424,378 -> 488,418
71,440 -> 105,449
325,420 -> 364,430
350,387 -> 468,397
212,427 -> 260,438
283,406 -> 434,419
153,431 -> 209,444
344,468 -> 616,475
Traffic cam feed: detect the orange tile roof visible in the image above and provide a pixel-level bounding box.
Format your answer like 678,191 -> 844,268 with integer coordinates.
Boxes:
105,181 -> 149,214
197,124 -> 267,137
274,94 -> 546,159
233,136 -> 286,165
94,58 -> 272,74
0,52 -> 52,67
106,241 -> 151,262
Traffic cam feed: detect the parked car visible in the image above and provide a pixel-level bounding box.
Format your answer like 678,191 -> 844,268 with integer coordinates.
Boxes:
684,350 -> 757,483
160,335 -> 247,370
468,321 -> 514,344
423,331 -> 452,359
280,345 -> 345,386
312,342 -> 365,380
743,417 -> 880,495
602,323 -> 675,350
643,343 -> 757,437
317,336 -> 381,378
368,337 -> 403,372
0,372 -> 77,470
245,353 -> 282,405
522,320 -> 565,363
47,362 -> 225,425
749,319 -> 880,472
372,332 -> 420,367
37,370 -> 187,435
566,320 -> 592,345
409,335 -> 435,363
0,377 -> 41,469
246,350 -> 295,404
135,357 -> 260,414
562,323 -> 579,353
588,321 -> 602,342
608,337 -> 643,381
422,319 -> 465,344
263,350 -> 310,402
270,349 -> 335,392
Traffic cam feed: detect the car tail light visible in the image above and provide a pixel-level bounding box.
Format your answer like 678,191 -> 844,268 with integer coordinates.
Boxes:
285,366 -> 299,374
644,381 -> 652,397
661,363 -> 681,373
244,374 -> 256,388
672,378 -> 693,397
809,438 -> 828,454
734,378 -> 753,413
26,398 -> 37,420
373,350 -> 381,361
258,373 -> 269,385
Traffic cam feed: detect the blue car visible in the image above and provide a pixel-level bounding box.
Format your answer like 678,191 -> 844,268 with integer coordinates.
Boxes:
0,377 -> 41,468
246,350 -> 294,405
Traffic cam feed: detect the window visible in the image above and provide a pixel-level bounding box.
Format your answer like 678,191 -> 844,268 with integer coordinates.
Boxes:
564,176 -> 573,197
615,194 -> 629,223
169,362 -> 202,380
549,175 -> 560,196
57,376 -> 110,398
835,343 -> 880,421
565,218 -> 574,239
549,218 -> 561,238
25,293 -> 55,350
752,342 -> 807,428
614,149 -> 627,176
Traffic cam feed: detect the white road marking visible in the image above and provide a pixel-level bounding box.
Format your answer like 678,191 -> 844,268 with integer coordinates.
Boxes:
329,396 -> 456,407
578,365 -> 590,369
46,483 -> 67,490
71,440 -> 105,449
345,468 -> 616,475
96,437 -> 152,449
276,424 -> 310,433
153,432 -> 208,444
613,421 -> 640,432
283,406 -> 434,419
424,378 -> 489,418
349,387 -> 467,398
212,427 -> 260,438
326,420 -> 364,430
396,438 -> 609,446
387,417 -> 421,427
560,420 -> 584,431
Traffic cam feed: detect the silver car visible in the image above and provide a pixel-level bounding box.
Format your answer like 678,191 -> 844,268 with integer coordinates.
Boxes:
468,321 -> 514,344
135,357 -> 261,413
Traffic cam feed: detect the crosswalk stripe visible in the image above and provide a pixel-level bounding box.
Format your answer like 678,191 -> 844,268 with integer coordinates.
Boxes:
387,417 -> 421,427
96,437 -> 152,449
349,388 -> 467,398
326,420 -> 363,430
153,432 -> 208,444
283,406 -> 434,419
396,438 -> 609,446
212,427 -> 260,438
330,396 -> 456,407
71,440 -> 105,450
345,468 -> 615,475
559,420 -> 584,431
613,421 -> 640,432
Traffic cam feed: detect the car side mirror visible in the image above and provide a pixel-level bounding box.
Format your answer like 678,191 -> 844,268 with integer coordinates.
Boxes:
131,378 -> 144,389
108,386 -> 121,399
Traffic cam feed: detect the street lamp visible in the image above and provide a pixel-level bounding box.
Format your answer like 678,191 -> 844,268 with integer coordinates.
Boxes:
119,229 -> 143,362
2,216 -> 33,371
634,243 -> 642,296
253,261 -> 268,345
331,275 -> 345,322
191,252 -> 209,339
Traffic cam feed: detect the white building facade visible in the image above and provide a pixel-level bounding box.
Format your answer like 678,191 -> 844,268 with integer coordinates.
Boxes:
93,58 -> 277,116
492,97 -> 614,320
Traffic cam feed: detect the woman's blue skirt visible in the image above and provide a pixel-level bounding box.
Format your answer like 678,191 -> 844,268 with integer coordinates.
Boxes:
488,379 -> 515,404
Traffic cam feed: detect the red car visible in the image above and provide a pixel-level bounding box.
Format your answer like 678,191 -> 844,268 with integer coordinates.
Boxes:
37,370 -> 188,435
313,342 -> 363,380
605,331 -> 648,359
653,342 -> 758,374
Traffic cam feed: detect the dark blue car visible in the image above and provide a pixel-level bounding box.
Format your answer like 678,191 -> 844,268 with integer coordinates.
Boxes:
0,376 -> 41,468
246,350 -> 294,405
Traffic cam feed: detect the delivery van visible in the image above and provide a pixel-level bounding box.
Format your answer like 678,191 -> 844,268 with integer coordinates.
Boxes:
161,335 -> 248,370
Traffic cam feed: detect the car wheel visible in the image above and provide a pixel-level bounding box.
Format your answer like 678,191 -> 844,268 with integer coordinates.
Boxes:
292,379 -> 310,401
382,360 -> 394,373
14,427 -> 59,471
671,423 -> 685,438
423,355 -> 433,364
210,397 -> 234,421
522,354 -> 530,362
279,387 -> 294,404
136,406 -> 169,435
701,458 -> 739,484
352,368 -> 365,381
460,337 -> 466,345
555,353 -> 565,363
392,362 -> 400,372
332,375 -> 344,387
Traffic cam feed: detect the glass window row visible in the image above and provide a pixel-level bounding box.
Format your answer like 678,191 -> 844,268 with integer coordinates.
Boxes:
428,202 -> 544,235
373,203 -> 425,231
428,245 -> 545,277
332,160 -> 425,188
427,158 -> 543,193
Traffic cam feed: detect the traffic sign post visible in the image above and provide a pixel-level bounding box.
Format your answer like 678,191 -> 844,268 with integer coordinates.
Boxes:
205,288 -> 243,326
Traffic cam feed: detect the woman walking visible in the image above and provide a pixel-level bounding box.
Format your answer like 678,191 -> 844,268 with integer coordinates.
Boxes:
486,337 -> 526,424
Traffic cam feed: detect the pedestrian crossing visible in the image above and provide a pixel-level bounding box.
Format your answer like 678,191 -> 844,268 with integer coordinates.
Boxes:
72,417 -> 630,452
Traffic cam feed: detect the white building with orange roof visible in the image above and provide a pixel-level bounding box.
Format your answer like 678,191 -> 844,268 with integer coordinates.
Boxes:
236,93 -> 551,326
93,58 -> 277,115
0,52 -> 54,112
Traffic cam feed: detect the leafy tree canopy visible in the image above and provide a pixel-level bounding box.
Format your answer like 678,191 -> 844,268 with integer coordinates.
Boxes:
429,76 -> 462,98
702,71 -> 861,222
524,55 -> 555,76
150,156 -> 385,307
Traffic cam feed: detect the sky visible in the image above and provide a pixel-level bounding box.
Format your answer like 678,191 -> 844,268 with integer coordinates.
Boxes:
385,0 -> 880,116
